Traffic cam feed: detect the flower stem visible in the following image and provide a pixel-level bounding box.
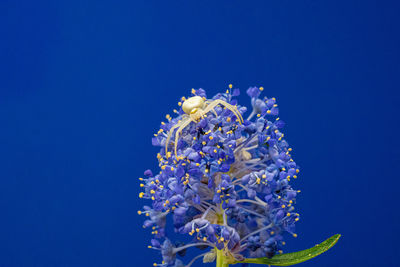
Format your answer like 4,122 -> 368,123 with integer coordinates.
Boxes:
216,249 -> 229,267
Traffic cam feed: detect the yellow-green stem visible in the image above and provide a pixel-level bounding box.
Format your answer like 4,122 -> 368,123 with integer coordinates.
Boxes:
216,249 -> 229,267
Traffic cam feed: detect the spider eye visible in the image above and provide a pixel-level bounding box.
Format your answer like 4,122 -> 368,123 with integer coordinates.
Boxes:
182,96 -> 204,114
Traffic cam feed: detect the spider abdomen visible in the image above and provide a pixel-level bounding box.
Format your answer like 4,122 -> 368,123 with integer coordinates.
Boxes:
182,96 -> 205,114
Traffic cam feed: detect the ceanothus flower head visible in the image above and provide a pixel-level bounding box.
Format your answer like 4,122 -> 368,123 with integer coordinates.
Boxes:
138,85 -> 300,267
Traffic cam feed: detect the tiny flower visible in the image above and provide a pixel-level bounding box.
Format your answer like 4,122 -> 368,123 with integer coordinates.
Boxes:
139,86 -> 300,266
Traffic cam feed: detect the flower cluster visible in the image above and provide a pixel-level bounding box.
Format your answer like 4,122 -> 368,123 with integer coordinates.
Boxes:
138,86 -> 300,267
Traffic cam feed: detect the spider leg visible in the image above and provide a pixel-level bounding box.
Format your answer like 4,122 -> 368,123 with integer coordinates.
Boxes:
203,100 -> 243,123
205,101 -> 218,117
174,118 -> 193,159
225,103 -> 244,123
219,100 -> 244,123
210,108 -> 218,117
165,123 -> 183,155
214,100 -> 243,123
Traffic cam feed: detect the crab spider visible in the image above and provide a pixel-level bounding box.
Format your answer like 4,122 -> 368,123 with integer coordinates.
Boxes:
165,96 -> 244,159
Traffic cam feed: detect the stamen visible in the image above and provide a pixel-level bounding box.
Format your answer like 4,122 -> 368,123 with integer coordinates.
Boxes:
237,205 -> 265,217
236,199 -> 268,207
186,252 -> 209,267
239,223 -> 274,242
173,242 -> 214,253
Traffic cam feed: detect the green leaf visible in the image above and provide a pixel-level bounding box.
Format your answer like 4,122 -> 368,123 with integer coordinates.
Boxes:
236,234 -> 341,266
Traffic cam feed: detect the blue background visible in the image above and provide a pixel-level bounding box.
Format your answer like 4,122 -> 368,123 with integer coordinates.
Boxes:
1,0 -> 399,266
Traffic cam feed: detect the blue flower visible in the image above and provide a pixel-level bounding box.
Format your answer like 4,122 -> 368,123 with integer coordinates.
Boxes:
139,86 -> 300,267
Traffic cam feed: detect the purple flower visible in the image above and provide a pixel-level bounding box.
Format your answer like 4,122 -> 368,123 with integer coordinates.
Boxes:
139,86 -> 300,267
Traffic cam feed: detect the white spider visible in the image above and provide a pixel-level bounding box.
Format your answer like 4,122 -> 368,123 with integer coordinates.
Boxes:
165,95 -> 243,159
